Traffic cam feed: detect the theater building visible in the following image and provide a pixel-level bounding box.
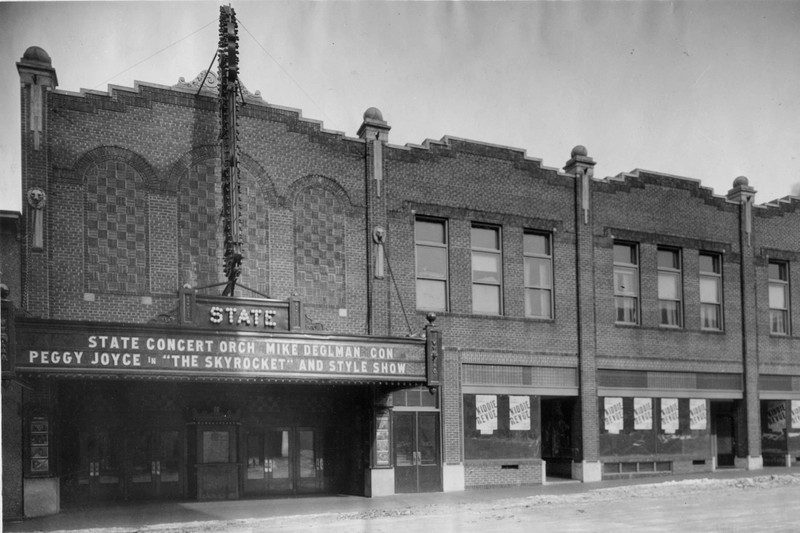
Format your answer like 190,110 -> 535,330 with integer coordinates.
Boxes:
3,36 -> 800,520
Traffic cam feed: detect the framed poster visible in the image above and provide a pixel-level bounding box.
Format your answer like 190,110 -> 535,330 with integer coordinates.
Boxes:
28,416 -> 51,475
375,412 -> 391,466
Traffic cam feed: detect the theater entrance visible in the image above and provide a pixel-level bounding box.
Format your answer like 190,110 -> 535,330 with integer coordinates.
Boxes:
244,427 -> 327,496
393,411 -> 441,493
126,428 -> 183,500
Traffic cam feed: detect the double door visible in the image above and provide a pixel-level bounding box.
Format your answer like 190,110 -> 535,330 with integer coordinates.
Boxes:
394,411 -> 441,493
73,427 -> 183,502
75,428 -> 124,501
127,429 -> 182,499
244,427 -> 325,496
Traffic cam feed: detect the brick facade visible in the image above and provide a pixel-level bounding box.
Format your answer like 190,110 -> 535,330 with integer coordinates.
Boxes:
4,45 -> 800,519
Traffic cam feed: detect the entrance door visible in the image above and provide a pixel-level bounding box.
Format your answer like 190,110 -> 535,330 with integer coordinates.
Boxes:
715,415 -> 735,467
127,429 -> 183,500
244,427 -> 325,496
76,429 -> 123,501
394,411 -> 441,493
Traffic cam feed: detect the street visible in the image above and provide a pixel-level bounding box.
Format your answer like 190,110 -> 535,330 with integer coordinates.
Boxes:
8,473 -> 799,533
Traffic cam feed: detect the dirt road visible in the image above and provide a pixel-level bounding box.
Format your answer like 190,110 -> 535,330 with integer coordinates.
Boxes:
45,474 -> 799,533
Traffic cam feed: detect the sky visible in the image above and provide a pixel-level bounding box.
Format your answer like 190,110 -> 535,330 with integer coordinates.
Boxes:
1,1 -> 799,213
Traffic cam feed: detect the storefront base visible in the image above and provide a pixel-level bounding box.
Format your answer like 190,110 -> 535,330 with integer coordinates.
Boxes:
442,463 -> 465,492
735,455 -> 763,470
465,460 -> 543,489
572,460 -> 602,483
367,468 -> 395,497
23,478 -> 59,518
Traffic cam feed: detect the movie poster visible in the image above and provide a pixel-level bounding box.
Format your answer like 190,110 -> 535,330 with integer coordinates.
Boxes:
792,401 -> 800,429
634,398 -> 652,430
604,397 -> 624,434
689,399 -> 707,430
476,395 -> 498,434
661,398 -> 679,434
509,396 -> 531,431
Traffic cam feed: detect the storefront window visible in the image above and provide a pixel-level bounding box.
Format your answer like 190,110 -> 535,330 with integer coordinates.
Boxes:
463,394 -> 541,460
761,400 -> 788,460
599,397 -> 710,457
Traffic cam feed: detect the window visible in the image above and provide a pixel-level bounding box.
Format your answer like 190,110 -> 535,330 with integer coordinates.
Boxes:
699,253 -> 723,330
658,248 -> 682,327
768,261 -> 789,335
524,232 -> 553,318
471,225 -> 502,315
415,218 -> 448,311
613,243 -> 639,324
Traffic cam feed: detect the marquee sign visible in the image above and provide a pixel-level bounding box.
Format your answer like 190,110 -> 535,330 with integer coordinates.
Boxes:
177,289 -> 303,331
13,319 -> 427,382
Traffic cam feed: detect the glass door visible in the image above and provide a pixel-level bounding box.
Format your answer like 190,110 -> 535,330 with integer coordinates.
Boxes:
715,415 -> 735,467
296,428 -> 324,493
127,429 -> 183,500
77,429 -> 123,501
394,411 -> 442,493
244,427 -> 324,495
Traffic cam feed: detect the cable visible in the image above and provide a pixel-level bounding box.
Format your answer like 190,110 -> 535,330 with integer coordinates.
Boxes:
238,20 -> 330,122
92,18 -> 218,90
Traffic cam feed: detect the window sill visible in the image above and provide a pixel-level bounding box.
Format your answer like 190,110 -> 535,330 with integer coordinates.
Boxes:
419,310 -> 555,324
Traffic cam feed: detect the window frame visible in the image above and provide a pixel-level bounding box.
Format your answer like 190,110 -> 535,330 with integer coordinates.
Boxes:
613,242 -> 640,325
657,247 -> 683,328
768,260 -> 790,335
523,230 -> 554,319
470,224 -> 503,315
699,252 -> 723,331
414,217 -> 449,312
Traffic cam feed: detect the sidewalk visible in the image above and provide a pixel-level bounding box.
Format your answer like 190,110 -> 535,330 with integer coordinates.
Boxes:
4,466 -> 798,532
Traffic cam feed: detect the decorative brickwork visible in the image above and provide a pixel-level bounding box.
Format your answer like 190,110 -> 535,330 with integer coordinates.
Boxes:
84,159 -> 149,295
177,159 -> 270,295
293,179 -> 347,307
178,158 -> 222,289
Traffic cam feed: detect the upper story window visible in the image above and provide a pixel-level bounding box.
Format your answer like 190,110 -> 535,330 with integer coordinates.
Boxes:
613,242 -> 639,324
699,253 -> 723,331
658,248 -> 682,327
471,225 -> 502,315
415,218 -> 448,312
768,261 -> 790,335
524,231 -> 553,319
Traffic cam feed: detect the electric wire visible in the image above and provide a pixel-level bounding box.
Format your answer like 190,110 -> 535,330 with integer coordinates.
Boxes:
92,18 -> 218,90
238,20 -> 330,122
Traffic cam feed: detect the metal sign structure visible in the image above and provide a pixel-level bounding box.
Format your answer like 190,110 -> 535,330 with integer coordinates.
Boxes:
218,5 -> 243,296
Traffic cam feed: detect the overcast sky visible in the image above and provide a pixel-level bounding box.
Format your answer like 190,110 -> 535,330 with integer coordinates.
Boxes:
1,1 -> 799,212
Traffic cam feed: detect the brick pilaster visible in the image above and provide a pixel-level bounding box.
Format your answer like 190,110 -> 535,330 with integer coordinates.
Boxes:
727,177 -> 763,469
564,146 -> 601,480
357,108 -> 391,336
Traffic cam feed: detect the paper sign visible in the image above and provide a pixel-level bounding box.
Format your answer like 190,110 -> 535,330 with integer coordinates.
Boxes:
604,397 -> 624,434
634,398 -> 652,430
766,401 -> 787,433
689,399 -> 707,430
792,401 -> 800,429
509,396 -> 531,431
476,395 -> 498,434
661,398 -> 679,434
